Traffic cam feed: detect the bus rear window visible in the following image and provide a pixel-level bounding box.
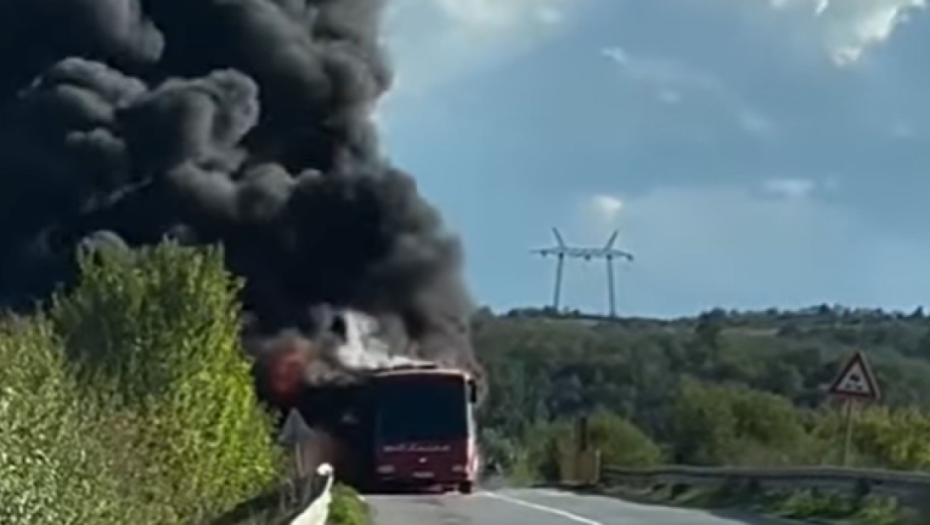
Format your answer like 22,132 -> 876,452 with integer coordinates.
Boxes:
374,376 -> 468,443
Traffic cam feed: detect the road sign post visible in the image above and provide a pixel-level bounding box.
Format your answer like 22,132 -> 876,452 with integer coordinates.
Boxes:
826,351 -> 880,466
278,409 -> 316,490
841,398 -> 854,467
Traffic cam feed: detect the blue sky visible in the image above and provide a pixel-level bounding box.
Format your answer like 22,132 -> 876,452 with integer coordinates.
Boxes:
377,0 -> 930,318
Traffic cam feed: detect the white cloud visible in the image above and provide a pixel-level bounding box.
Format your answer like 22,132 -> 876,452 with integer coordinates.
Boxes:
760,178 -> 818,199
378,0 -> 923,108
591,194 -> 624,220
738,112 -> 775,135
431,0 -> 564,29
571,184 -> 930,313
766,0 -> 925,66
602,47 -> 718,90
892,120 -> 916,139
657,89 -> 683,104
383,0 -> 588,98
601,47 -> 774,135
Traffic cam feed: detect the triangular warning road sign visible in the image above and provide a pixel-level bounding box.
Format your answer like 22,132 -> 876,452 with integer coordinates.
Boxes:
278,409 -> 315,447
828,351 -> 880,401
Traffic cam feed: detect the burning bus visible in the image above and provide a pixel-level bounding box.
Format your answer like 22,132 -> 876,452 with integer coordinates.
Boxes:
256,310 -> 482,493
370,364 -> 479,493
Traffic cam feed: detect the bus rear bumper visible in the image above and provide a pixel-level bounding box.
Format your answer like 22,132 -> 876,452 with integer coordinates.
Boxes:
373,474 -> 474,494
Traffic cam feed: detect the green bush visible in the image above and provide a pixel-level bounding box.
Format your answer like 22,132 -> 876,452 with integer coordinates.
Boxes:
328,484 -> 370,525
0,241 -> 284,524
0,315 -> 129,524
528,420 -> 572,482
668,379 -> 815,466
520,412 -> 661,482
587,410 -> 662,467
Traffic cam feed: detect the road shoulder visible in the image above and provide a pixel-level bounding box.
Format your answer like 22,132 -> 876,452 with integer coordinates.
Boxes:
496,487 -> 813,525
550,484 -> 838,525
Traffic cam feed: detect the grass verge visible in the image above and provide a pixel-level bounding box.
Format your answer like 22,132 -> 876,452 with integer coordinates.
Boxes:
328,484 -> 371,525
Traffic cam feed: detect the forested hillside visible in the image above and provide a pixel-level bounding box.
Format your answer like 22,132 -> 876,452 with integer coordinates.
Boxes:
474,306 -> 930,478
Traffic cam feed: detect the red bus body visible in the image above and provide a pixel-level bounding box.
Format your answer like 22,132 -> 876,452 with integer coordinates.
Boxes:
370,366 -> 479,493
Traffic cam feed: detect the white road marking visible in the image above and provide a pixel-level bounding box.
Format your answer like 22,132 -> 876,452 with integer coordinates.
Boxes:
479,491 -> 603,525
533,489 -> 578,498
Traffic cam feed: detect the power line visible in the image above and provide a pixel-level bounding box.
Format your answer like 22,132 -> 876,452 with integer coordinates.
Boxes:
531,227 -> 634,317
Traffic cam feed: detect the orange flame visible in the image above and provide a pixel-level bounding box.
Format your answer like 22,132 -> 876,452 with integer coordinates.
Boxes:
267,337 -> 310,405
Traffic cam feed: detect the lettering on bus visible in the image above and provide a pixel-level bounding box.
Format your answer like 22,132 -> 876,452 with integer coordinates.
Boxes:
382,443 -> 452,453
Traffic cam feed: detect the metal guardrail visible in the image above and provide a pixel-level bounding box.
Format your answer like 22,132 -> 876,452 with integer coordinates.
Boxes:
600,464 -> 930,503
289,463 -> 335,525
203,463 -> 335,525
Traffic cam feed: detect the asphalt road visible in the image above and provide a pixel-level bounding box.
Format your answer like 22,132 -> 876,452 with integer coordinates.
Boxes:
366,488 -> 795,525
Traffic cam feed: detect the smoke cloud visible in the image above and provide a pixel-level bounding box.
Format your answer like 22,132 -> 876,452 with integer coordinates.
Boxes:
0,0 -> 478,398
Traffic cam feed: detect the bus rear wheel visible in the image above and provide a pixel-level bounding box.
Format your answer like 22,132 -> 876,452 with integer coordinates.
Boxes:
457,481 -> 474,494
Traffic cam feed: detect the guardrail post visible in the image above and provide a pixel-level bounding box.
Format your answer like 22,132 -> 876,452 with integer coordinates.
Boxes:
852,477 -> 870,503
720,476 -> 743,502
745,478 -> 762,498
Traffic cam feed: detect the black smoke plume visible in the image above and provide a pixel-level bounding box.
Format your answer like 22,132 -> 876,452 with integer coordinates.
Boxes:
0,0 -> 479,476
